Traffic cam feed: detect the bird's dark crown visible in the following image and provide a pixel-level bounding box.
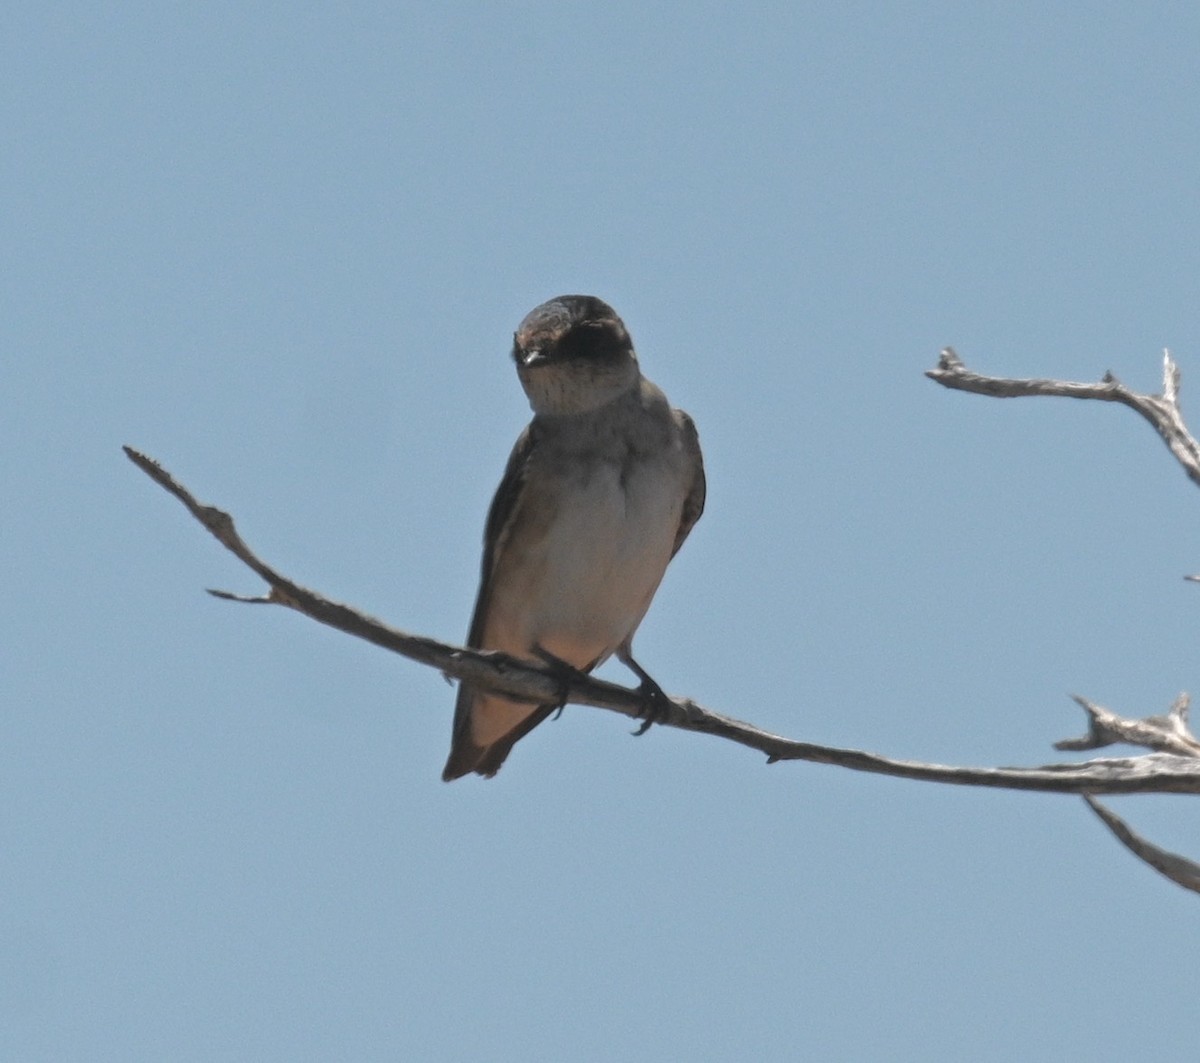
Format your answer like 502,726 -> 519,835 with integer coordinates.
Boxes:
512,295 -> 632,366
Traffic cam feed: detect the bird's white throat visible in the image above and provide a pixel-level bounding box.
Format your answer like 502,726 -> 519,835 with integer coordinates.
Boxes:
518,356 -> 640,416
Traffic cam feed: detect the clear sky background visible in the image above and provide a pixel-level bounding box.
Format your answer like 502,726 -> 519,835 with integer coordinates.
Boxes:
5,2 -> 1200,1060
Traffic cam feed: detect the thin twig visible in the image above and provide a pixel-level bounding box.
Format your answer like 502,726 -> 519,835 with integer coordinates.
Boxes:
1084,796 -> 1200,893
927,347 -> 1200,489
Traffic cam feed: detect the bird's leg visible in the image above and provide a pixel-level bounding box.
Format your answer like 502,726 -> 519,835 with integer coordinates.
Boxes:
530,644 -> 590,719
616,648 -> 674,735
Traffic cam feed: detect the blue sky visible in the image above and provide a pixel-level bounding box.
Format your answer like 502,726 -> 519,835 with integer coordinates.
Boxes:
6,2 -> 1200,1059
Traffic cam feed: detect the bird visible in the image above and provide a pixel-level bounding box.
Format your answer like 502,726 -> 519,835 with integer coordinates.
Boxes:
443,295 -> 706,780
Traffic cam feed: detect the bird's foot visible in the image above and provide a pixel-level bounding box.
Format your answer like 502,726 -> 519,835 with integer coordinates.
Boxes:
631,678 -> 673,736
619,651 -> 674,735
531,644 -> 589,719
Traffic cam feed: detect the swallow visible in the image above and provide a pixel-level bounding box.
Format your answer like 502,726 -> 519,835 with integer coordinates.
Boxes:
443,295 -> 706,780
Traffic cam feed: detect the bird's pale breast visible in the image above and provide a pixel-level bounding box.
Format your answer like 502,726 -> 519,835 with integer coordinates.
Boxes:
482,449 -> 686,670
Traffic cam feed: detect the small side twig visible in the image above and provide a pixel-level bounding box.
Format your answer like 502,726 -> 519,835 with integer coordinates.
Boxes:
1084,795 -> 1200,893
1056,693 -> 1200,758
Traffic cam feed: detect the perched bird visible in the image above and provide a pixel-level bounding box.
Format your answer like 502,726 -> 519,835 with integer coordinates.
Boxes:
443,295 -> 706,780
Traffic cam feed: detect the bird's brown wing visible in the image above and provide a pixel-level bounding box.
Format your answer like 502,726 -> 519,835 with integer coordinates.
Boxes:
442,423 -> 556,780
670,409 -> 706,558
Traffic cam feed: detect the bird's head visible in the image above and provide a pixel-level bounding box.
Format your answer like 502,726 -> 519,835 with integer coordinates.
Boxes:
511,295 -> 640,415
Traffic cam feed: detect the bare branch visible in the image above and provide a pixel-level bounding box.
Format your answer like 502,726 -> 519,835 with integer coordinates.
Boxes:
1084,796 -> 1200,894
1056,693 -> 1200,757
926,347 -> 1200,489
925,349 -> 1200,892
124,445 -> 1200,797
